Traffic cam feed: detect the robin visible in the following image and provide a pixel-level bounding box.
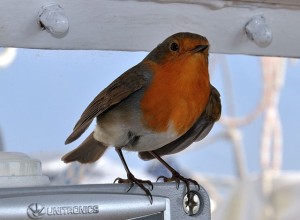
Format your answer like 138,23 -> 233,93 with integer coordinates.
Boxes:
63,32 -> 221,204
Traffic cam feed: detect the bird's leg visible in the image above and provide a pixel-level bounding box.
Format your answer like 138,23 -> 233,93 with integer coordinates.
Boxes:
114,148 -> 153,203
149,151 -> 200,203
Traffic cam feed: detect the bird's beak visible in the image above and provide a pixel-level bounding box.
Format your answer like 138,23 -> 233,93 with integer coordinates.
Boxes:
193,45 -> 208,53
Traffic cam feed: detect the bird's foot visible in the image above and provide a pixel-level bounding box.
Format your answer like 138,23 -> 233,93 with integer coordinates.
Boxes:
114,172 -> 153,204
157,170 -> 200,203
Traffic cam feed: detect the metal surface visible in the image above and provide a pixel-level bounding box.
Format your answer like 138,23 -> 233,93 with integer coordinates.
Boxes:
0,183 -> 211,220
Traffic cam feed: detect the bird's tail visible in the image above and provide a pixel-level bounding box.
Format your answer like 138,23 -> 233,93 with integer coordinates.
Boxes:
62,132 -> 108,164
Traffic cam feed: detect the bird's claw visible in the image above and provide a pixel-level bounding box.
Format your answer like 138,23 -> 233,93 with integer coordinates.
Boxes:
157,175 -> 181,189
114,177 -> 127,184
156,175 -> 169,182
156,171 -> 200,203
185,178 -> 200,191
114,173 -> 154,204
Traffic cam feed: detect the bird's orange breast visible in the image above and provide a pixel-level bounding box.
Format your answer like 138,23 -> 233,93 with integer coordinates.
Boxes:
141,57 -> 210,135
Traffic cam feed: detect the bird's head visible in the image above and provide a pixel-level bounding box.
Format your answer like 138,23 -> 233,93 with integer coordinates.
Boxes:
145,32 -> 209,65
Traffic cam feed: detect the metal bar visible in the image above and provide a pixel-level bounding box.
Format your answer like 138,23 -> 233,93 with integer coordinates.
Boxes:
0,183 -> 211,220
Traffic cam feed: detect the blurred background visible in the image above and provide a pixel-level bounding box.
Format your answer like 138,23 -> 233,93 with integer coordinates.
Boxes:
0,48 -> 299,219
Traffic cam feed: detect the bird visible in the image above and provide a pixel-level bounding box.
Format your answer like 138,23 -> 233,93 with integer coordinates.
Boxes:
62,32 -> 221,204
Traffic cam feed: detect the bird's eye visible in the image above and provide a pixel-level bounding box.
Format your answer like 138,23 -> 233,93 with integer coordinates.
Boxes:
169,42 -> 179,51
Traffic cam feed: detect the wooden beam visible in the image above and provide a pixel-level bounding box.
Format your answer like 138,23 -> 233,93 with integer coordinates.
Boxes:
0,0 -> 299,57
232,0 -> 300,7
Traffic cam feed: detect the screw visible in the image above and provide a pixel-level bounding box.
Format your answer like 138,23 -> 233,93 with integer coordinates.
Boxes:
183,191 -> 202,216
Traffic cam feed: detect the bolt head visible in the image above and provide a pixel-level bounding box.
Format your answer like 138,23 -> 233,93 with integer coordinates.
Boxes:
183,191 -> 202,216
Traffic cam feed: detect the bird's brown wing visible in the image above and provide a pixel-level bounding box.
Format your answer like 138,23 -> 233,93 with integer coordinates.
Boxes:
65,65 -> 151,144
139,85 -> 221,160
